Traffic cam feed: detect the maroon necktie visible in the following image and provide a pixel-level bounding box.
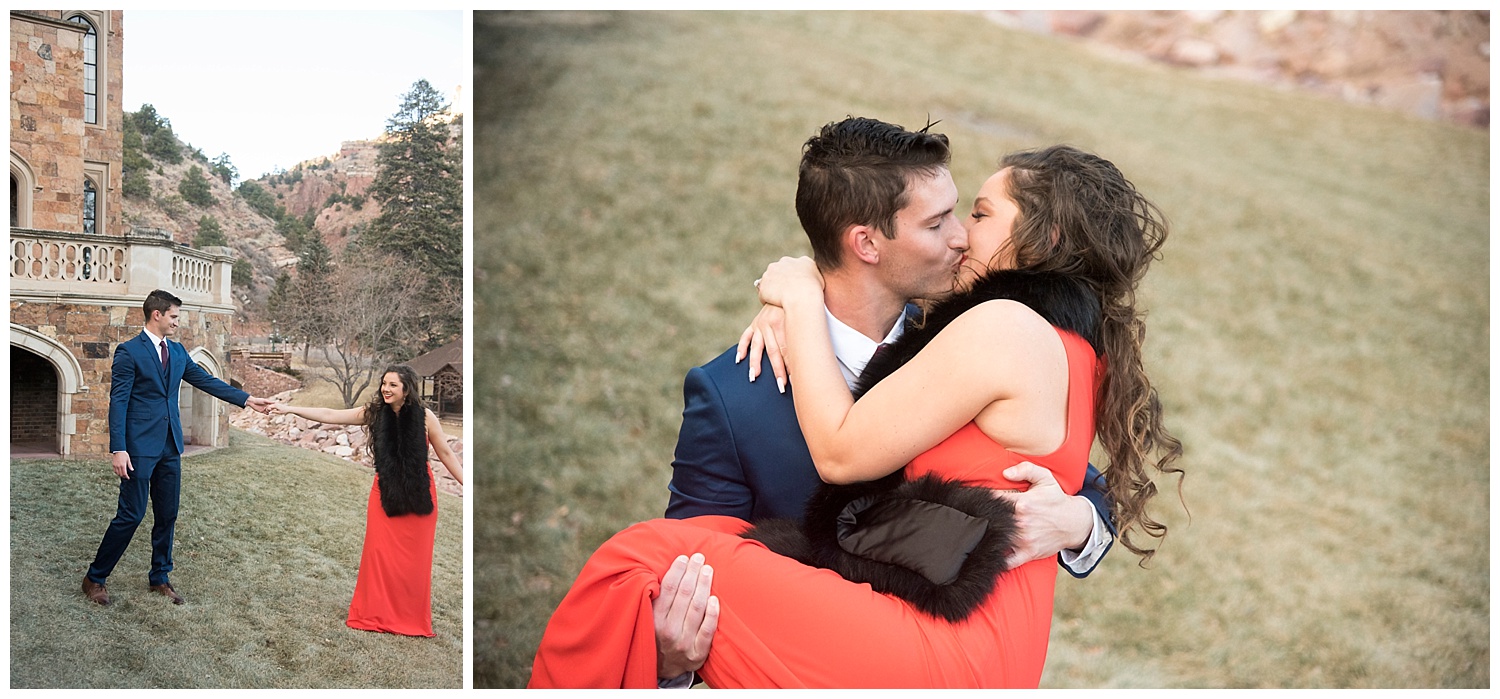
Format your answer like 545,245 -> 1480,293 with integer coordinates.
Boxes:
159,340 -> 169,374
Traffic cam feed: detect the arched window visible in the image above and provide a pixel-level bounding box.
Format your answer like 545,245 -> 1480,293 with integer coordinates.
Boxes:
11,152 -> 36,229
82,177 -> 96,235
67,15 -> 97,124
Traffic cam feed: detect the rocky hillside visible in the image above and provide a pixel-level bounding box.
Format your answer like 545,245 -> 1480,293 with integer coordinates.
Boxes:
119,132 -> 388,331
987,9 -> 1488,128
120,150 -> 287,319
258,138 -> 385,260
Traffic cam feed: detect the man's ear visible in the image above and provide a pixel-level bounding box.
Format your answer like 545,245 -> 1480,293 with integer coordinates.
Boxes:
846,224 -> 881,266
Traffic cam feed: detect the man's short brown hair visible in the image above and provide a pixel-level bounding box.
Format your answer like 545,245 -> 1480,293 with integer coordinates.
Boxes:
794,117 -> 951,269
143,289 -> 182,321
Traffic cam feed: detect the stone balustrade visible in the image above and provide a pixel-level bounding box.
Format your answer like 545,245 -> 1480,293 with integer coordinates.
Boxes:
9,226 -> 234,311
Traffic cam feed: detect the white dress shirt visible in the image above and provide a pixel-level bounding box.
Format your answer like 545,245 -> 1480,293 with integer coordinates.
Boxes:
825,305 -> 907,390
143,327 -> 167,364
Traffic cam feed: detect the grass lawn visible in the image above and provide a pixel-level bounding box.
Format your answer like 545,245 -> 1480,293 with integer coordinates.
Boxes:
473,11 -> 1488,688
10,428 -> 463,688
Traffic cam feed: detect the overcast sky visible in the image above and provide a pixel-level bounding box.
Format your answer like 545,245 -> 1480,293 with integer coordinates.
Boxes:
123,10 -> 466,181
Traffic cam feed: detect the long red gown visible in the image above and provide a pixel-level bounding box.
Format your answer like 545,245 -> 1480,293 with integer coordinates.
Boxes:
529,329 -> 1099,688
346,471 -> 439,637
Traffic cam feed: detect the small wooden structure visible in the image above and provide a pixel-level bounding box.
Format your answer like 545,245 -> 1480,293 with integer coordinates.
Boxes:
405,339 -> 462,416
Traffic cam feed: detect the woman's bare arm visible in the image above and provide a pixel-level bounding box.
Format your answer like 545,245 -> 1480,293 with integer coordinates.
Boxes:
272,403 -> 367,426
426,409 -> 464,486
760,258 -> 1068,485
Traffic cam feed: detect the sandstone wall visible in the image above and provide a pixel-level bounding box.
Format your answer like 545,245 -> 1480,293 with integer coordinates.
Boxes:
10,298 -> 240,456
10,11 -> 125,235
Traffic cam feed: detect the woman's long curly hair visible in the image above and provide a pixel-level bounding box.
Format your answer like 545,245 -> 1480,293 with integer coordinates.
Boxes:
998,145 -> 1184,563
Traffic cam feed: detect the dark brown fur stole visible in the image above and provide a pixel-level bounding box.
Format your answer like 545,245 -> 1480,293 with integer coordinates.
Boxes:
371,402 -> 434,517
741,270 -> 1100,622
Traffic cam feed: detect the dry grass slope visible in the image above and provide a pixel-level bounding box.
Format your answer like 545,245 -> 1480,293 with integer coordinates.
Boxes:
473,11 -> 1487,688
10,429 -> 463,688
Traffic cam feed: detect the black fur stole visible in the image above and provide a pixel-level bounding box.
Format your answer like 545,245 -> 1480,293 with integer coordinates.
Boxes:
371,403 -> 434,517
741,270 -> 1099,622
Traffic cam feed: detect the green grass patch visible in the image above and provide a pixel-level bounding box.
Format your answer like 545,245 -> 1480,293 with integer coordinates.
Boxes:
11,429 -> 462,688
474,11 -> 1487,688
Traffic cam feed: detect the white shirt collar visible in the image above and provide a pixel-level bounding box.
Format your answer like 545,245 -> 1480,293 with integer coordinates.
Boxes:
142,328 -> 166,350
826,305 -> 908,390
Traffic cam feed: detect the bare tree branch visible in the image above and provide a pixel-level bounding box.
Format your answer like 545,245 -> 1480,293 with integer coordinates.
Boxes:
307,254 -> 430,408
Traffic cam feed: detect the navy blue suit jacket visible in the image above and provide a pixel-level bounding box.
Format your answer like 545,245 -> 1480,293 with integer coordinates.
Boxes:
108,332 -> 248,463
666,344 -> 1117,577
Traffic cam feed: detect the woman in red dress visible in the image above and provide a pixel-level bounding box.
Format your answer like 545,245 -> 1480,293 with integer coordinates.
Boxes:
273,364 -> 464,637
529,145 -> 1182,687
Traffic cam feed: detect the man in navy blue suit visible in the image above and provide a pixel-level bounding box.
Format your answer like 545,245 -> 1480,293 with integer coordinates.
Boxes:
81,289 -> 273,606
652,118 -> 1118,684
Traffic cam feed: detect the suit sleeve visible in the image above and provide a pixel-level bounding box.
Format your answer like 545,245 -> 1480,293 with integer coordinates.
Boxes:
1062,463 -> 1116,578
665,366 -> 753,520
180,353 -> 250,407
108,343 -> 135,453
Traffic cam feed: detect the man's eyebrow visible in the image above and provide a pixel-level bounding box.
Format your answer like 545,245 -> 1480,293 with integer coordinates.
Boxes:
924,202 -> 957,223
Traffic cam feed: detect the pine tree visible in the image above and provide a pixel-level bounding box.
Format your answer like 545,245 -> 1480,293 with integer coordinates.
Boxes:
295,228 -> 334,335
276,214 -> 309,253
363,79 -> 462,343
132,104 -> 163,138
272,228 -> 337,363
131,103 -> 183,165
179,166 -> 215,207
236,180 -> 281,220
298,228 -> 333,282
194,215 -> 226,248
267,271 -> 293,328
231,258 -> 252,287
121,110 -> 152,198
211,153 -> 238,186
267,270 -> 299,351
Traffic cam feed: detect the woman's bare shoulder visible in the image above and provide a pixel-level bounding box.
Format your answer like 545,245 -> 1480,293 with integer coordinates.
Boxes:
943,298 -> 1057,344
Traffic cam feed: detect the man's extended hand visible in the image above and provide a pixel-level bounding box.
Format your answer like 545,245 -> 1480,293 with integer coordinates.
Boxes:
994,462 -> 1094,569
111,451 -> 134,480
245,396 -> 274,414
653,552 -> 719,682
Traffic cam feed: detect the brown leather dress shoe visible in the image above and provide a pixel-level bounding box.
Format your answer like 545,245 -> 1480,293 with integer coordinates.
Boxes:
149,582 -> 185,605
82,577 -> 110,606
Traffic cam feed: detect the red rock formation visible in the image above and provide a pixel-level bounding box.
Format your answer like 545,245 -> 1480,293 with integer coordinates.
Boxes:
986,10 -> 1489,127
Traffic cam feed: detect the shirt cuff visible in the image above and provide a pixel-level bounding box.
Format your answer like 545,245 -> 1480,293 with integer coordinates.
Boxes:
658,671 -> 695,689
1060,506 -> 1112,574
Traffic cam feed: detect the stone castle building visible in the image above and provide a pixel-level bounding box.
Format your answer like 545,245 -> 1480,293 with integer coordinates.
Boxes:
11,10 -> 239,457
